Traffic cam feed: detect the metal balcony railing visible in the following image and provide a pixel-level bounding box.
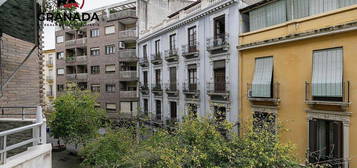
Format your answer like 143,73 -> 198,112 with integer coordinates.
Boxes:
119,49 -> 137,59
206,33 -> 229,51
0,106 -> 47,165
182,42 -> 199,58
119,71 -> 138,80
247,82 -> 280,104
151,53 -> 162,65
152,83 -> 163,92
139,57 -> 149,67
165,83 -> 178,92
305,81 -> 351,107
120,91 -> 137,98
118,30 -> 137,39
46,60 -> 53,66
164,49 -> 179,62
183,82 -> 199,93
207,82 -> 230,94
106,9 -> 137,21
140,83 -> 149,91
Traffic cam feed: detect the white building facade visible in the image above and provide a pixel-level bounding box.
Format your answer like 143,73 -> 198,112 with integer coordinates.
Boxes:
43,49 -> 56,109
138,0 -> 247,129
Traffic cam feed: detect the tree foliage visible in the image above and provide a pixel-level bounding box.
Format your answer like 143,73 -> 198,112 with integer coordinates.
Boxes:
80,117 -> 309,168
48,88 -> 106,146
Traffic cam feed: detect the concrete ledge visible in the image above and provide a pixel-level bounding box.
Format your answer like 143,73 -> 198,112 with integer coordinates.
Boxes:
0,144 -> 52,168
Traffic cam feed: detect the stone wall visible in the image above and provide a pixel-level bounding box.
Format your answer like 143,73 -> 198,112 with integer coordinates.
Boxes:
0,33 -> 41,109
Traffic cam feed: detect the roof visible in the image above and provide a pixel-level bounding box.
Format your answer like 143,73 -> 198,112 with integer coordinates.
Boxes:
168,0 -> 202,18
240,0 -> 273,13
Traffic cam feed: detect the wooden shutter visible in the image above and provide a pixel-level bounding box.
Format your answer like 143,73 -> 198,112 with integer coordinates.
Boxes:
170,67 -> 177,90
156,100 -> 161,120
170,102 -> 177,119
331,121 -> 344,161
309,119 -> 318,163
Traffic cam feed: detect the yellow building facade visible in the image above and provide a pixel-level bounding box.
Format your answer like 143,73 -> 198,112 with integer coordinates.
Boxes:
239,2 -> 357,167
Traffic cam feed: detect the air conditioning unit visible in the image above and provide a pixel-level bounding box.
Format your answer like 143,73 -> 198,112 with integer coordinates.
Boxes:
119,41 -> 126,49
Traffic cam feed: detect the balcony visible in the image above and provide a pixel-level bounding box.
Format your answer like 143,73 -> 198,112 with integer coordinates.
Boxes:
206,34 -> 229,53
164,49 -> 179,62
152,84 -> 163,96
46,76 -> 54,83
118,30 -> 137,41
66,74 -> 76,80
65,56 -> 76,63
106,9 -> 137,21
183,82 -> 200,101
118,49 -> 137,61
139,57 -> 149,67
76,73 -> 88,81
140,83 -> 149,95
120,91 -> 137,99
119,71 -> 138,81
305,81 -> 351,109
247,82 -> 280,106
182,43 -> 199,59
65,38 -> 87,47
65,56 -> 88,63
151,53 -> 163,65
165,83 -> 179,97
46,60 -> 54,67
207,82 -> 230,100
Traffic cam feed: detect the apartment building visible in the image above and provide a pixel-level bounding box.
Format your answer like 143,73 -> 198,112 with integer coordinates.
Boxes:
43,49 -> 56,109
0,0 -> 43,108
55,0 -> 139,119
239,0 -> 357,167
138,0 -> 250,129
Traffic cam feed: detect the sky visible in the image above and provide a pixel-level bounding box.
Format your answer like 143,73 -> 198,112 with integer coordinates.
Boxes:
43,0 -> 126,50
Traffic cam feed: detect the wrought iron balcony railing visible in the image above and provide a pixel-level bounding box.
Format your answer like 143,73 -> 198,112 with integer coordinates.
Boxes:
183,82 -> 199,93
207,82 -> 230,95
151,83 -> 163,92
164,49 -> 179,62
139,57 -> 149,67
165,83 -> 178,92
206,33 -> 229,51
182,42 -> 199,59
247,82 -> 280,105
151,53 -> 163,65
305,81 -> 351,108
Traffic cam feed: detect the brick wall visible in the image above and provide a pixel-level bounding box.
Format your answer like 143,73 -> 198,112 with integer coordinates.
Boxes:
0,33 -> 41,107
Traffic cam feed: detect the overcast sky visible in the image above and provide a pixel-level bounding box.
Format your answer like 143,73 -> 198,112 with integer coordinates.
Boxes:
43,0 -> 126,50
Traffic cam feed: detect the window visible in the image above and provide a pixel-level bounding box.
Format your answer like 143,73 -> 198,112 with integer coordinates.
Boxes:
312,48 -> 343,101
169,34 -> 176,50
143,71 -> 148,86
249,0 -> 286,31
309,119 -> 343,166
105,64 -> 116,73
144,99 -> 148,115
156,100 -> 161,120
91,84 -> 101,92
155,69 -> 161,86
143,45 -> 147,58
56,52 -> 64,60
106,103 -> 117,112
90,29 -> 100,37
106,84 -> 116,92
253,112 -> 275,132
188,26 -> 197,48
251,57 -> 273,98
91,66 -> 100,74
57,68 -> 64,75
214,15 -> 225,38
90,48 -> 100,56
155,40 -> 160,55
169,67 -> 177,90
105,45 -> 115,55
188,64 -> 197,91
170,102 -> 177,119
105,26 -> 115,34
57,84 -> 64,92
213,60 -> 226,92
56,36 -> 64,43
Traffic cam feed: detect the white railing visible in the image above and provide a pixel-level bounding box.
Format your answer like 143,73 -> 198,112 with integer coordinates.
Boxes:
119,49 -> 136,59
107,9 -> 136,21
65,38 -> 87,47
119,71 -> 137,79
0,106 -> 46,165
120,91 -> 137,98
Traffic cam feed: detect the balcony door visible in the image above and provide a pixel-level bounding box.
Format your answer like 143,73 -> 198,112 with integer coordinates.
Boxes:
188,64 -> 197,91
188,26 -> 197,52
214,15 -> 225,40
156,100 -> 161,120
155,40 -> 160,56
170,67 -> 177,90
170,102 -> 177,119
143,71 -> 148,86
214,60 -> 226,92
155,69 -> 161,88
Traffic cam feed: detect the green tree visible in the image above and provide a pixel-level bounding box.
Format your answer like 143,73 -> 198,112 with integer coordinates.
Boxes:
48,88 -> 106,147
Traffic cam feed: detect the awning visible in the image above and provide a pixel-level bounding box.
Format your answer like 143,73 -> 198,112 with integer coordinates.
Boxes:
252,57 -> 273,98
312,48 -> 343,97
